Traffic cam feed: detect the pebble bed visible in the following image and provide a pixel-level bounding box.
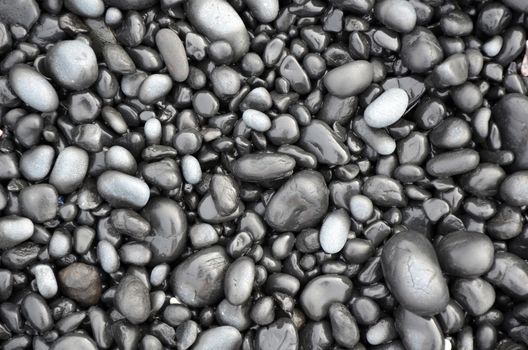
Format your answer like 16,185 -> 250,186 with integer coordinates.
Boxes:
1,0 -> 528,349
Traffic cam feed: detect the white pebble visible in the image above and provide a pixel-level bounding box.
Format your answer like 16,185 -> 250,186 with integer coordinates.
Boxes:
482,36 -> 503,57
97,240 -> 120,273
242,109 -> 272,132
182,155 -> 202,185
319,209 -> 351,254
349,194 -> 374,223
364,88 -> 409,128
144,117 -> 162,145
30,264 -> 58,299
49,230 -> 72,259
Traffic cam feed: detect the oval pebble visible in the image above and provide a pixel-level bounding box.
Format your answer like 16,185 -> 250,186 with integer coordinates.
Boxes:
323,60 -> 373,98
319,209 -> 350,254
97,170 -> 150,209
9,64 -> 59,112
364,88 -> 409,128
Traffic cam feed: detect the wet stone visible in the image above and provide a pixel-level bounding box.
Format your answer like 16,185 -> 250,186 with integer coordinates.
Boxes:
58,263 -> 101,306
233,153 -> 295,182
299,274 -> 353,321
255,318 -> 298,350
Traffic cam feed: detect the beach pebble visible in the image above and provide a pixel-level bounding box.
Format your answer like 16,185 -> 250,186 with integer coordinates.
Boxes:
319,209 -> 350,254
49,146 -> 89,194
323,61 -> 373,98
115,274 -> 151,324
9,64 -> 59,112
97,170 -> 150,209
364,88 -> 409,128
0,216 -> 34,249
155,29 -> 189,82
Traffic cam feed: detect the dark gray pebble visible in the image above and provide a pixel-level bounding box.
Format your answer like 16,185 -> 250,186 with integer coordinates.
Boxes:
233,153 -> 295,182
299,274 -> 353,321
115,274 -> 151,324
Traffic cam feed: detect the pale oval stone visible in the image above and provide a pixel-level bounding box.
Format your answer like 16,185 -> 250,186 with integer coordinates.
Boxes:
242,109 -> 272,132
9,64 -> 59,112
319,209 -> 350,254
364,88 -> 409,128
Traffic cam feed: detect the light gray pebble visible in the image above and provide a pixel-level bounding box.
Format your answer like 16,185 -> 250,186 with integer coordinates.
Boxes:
119,243 -> 152,266
0,215 -> 34,249
144,118 -> 162,145
242,109 -> 272,132
354,117 -> 397,155
19,184 -> 58,223
349,194 -> 374,222
156,28 -> 189,82
49,230 -> 72,259
150,264 -> 170,287
49,146 -> 89,194
97,170 -> 150,209
115,274 -> 151,325
9,64 -> 59,112
192,326 -> 242,350
225,257 -> 255,305
139,74 -> 173,104
30,264 -> 58,299
97,240 -> 120,274
323,60 -> 373,98
105,145 -> 137,174
189,223 -> 219,249
243,0 -> 278,23
319,209 -> 350,254
364,88 -> 409,128
181,155 -> 202,185
65,0 -> 104,18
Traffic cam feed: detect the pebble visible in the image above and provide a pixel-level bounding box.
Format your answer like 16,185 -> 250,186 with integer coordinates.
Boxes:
181,155 -> 202,185
9,64 -> 59,112
374,0 -> 417,33
57,263 -> 102,305
97,240 -> 120,273
19,184 -> 58,223
323,60 -> 373,97
233,153 -> 295,182
97,170 -> 150,209
485,251 -> 528,299
191,326 -> 242,350
265,170 -> 329,232
395,307 -> 444,350
49,146 -> 89,194
244,0 -> 279,23
22,293 -> 53,332
401,27 -> 443,73
381,230 -> 449,316
171,246 -> 230,307
51,334 -> 98,350
115,274 -> 151,324
298,120 -> 350,165
452,278 -> 496,316
319,209 -> 350,254
30,264 -> 58,299
299,274 -> 353,320
47,40 -> 98,90
255,318 -> 298,350
0,216 -> 34,249
186,0 -> 250,60
210,174 -> 239,216
138,74 -> 173,104
242,109 -> 272,132
426,149 -> 480,177
155,29 -> 189,82
364,88 -> 409,128
329,303 -> 360,347
224,257 -> 255,305
362,175 -> 406,207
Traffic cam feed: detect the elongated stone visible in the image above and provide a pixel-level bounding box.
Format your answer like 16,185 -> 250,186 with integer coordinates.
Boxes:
9,64 -> 58,112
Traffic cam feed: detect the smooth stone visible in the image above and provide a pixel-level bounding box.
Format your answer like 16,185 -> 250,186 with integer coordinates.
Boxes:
49,146 -> 89,194
244,0 -> 279,23
171,246 -> 230,307
189,223 -> 219,249
255,318 -> 298,350
58,263 -> 102,306
362,175 -> 406,207
299,274 -> 353,321
429,117 -> 472,149
65,0 -> 104,17
106,145 -> 137,174
30,264 -> 57,299
211,66 -> 240,98
47,40 -> 98,91
19,184 -> 58,223
432,53 -> 469,88
210,174 -> 239,216
279,55 -> 311,95
436,231 -> 495,278
9,64 -> 59,112
242,109 -> 272,132
493,94 -> 528,170
225,257 -> 255,305
299,321 -> 333,350
186,0 -> 249,60
381,230 -> 450,316
14,113 -> 42,148
426,149 -> 480,177
0,216 -> 34,249
500,171 -> 528,206
181,155 -> 202,185
111,209 -> 150,241
97,170 -> 150,209
102,43 -> 135,74
97,240 -> 120,273
21,293 -> 53,332
142,158 -> 181,190
401,27 -> 443,73
323,60 -> 373,97
298,120 -> 350,165
485,251 -> 528,299
233,153 -> 295,182
115,275 -> 151,324
0,0 -> 40,30
353,117 -> 397,155
198,194 -> 245,224
375,0 -> 417,33
138,74 -> 173,104
155,29 -> 189,82
328,303 -> 360,348
51,334 -> 98,350
349,194 -> 374,223
395,307 -> 444,350
265,170 -> 329,232
191,326 -> 242,350
319,209 -> 350,254
364,88 -> 409,128
502,0 -> 528,12
142,197 -> 187,264
452,278 -> 495,316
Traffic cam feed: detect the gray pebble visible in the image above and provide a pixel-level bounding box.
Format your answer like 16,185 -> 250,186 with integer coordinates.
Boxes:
19,184 -> 58,223
9,64 -> 59,112
156,28 -> 189,82
46,40 -> 98,90
49,146 -> 89,194
243,0 -> 279,23
485,251 -> 528,299
298,120 -> 350,165
144,118 -> 162,145
0,216 -> 34,249
139,74 -> 173,104
191,326 -> 242,350
97,170 -> 150,209
363,175 -> 406,207
279,55 -> 311,95
22,293 -> 53,332
500,171 -> 528,206
242,109 -> 272,132
452,278 -> 495,316
349,194 -> 374,222
115,274 -> 151,325
105,145 -> 137,174
120,242 -> 152,266
354,117 -> 397,155
401,27 -> 443,73
364,88 -> 409,128
323,60 -> 373,97
225,257 -> 255,305
189,223 -> 219,249
329,303 -> 360,348
381,230 -> 449,316
65,0 -> 104,18
51,334 -> 98,350
181,155 -> 202,185
30,264 -> 58,299
171,246 -> 230,307
210,174 -> 239,216
103,43 -> 136,74
233,153 -> 295,182
186,0 -> 249,60
375,0 -> 417,33
97,240 -> 120,273
426,149 -> 480,177
49,229 -> 72,258
299,274 -> 353,321
58,263 -> 102,306
395,307 -> 443,350
319,209 -> 350,254
255,318 -> 298,350
265,170 -> 329,232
